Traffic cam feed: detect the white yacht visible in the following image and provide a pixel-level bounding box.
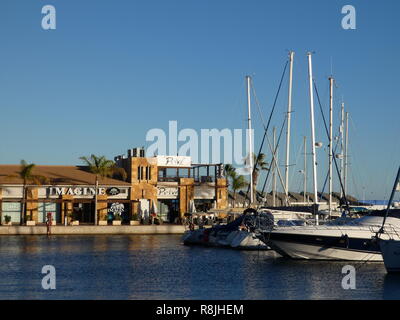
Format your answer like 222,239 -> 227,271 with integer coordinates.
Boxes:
257,209 -> 400,261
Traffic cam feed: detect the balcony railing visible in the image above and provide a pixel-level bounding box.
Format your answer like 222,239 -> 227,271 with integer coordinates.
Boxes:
158,175 -> 216,183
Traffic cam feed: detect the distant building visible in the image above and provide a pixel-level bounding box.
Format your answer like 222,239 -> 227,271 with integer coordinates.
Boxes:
0,148 -> 228,225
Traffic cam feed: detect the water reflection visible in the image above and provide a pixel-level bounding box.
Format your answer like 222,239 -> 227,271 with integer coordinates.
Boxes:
383,274 -> 400,299
0,235 -> 398,299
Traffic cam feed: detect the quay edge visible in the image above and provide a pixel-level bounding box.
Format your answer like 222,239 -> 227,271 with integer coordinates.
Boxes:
0,225 -> 186,235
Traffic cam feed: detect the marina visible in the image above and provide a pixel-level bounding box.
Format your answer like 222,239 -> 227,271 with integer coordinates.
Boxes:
0,48 -> 399,302
1,1 -> 399,305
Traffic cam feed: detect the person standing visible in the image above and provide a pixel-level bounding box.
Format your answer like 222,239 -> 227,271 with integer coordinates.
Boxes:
46,212 -> 53,236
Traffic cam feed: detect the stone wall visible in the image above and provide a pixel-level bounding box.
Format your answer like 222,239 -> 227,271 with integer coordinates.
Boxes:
215,178 -> 228,209
179,178 -> 194,217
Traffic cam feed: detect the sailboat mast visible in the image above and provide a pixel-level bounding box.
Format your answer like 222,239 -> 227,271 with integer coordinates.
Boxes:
329,77 -> 334,216
340,102 -> 345,198
246,75 -> 254,205
285,51 -> 294,204
273,127 -> 277,207
303,136 -> 307,203
307,52 -> 319,224
344,111 -> 349,196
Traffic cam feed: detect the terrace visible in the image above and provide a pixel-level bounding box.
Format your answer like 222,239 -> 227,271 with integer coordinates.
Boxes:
157,163 -> 224,184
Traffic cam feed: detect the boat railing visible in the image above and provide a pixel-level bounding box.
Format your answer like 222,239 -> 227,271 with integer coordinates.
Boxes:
269,223 -> 400,234
380,224 -> 400,239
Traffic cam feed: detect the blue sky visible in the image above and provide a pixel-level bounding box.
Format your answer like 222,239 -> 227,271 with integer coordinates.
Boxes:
0,0 -> 399,200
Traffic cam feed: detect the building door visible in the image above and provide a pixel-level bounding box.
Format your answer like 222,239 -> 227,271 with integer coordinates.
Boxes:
74,202 -> 94,223
158,199 -> 178,223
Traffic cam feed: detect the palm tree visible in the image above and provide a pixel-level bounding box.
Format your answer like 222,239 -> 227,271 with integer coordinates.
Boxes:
79,155 -> 126,179
8,160 -> 48,225
79,155 -> 127,224
231,173 -> 248,208
224,164 -> 236,181
252,153 -> 269,198
224,164 -> 239,207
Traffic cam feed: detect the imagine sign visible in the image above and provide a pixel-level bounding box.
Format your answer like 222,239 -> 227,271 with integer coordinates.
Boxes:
49,187 -> 106,196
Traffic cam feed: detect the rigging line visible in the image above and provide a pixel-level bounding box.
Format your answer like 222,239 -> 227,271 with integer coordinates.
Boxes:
313,79 -> 351,214
251,61 -> 288,154
244,60 -> 289,204
253,80 -> 287,189
297,177 -> 302,194
320,136 -> 341,196
263,179 -> 273,205
351,172 -> 360,200
348,113 -> 370,199
260,116 -> 287,197
266,129 -> 288,194
346,115 -> 363,199
249,120 -> 288,204
252,83 -> 287,196
347,113 -> 371,201
233,79 -> 248,130
260,60 -> 289,133
252,81 -> 267,128
289,141 -> 304,191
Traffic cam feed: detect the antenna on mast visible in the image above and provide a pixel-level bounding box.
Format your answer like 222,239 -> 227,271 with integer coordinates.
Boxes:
284,51 -> 294,205
246,75 -> 254,205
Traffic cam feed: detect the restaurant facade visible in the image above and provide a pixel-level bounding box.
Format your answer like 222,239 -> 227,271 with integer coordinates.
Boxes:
0,149 -> 228,225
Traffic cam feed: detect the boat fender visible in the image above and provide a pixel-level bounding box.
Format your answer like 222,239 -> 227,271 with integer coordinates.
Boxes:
340,234 -> 350,248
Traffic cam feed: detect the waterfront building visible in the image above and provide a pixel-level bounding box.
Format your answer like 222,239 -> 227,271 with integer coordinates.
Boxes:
0,149 -> 228,225
114,149 -> 228,223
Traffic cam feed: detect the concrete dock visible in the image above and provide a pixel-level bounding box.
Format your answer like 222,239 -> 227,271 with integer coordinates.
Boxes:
0,225 -> 186,235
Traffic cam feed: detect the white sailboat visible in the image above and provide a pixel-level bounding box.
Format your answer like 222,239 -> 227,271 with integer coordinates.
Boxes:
182,75 -> 268,250
256,54 -> 400,261
258,52 -> 321,222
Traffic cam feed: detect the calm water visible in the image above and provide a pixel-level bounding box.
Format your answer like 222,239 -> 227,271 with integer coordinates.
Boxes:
1,235 -> 400,300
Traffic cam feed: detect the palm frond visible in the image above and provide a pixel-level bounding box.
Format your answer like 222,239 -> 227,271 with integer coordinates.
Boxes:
112,167 -> 128,181
224,164 -> 237,180
80,154 -> 122,179
232,174 -> 249,191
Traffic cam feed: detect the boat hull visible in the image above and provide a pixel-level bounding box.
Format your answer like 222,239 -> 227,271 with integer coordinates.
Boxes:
380,240 -> 400,272
182,229 -> 268,250
268,239 -> 382,261
260,226 -> 393,261
230,230 -> 267,250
